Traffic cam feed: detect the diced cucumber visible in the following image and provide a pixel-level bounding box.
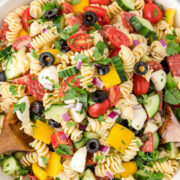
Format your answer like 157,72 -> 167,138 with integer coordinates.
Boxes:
73,137 -> 87,149
165,143 -> 179,159
117,0 -> 135,11
111,56 -> 128,83
44,105 -> 68,123
2,157 -> 20,176
134,170 -> 149,180
129,16 -> 155,38
153,132 -> 160,150
144,94 -> 160,119
5,56 -> 23,80
84,132 -> 100,140
81,169 -> 96,180
59,65 -> 79,78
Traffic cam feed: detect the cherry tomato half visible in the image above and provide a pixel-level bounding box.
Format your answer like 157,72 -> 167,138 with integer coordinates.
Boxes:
62,2 -> 73,14
141,132 -> 153,152
146,61 -> 163,72
143,3 -> 163,24
86,153 -> 97,166
89,0 -> 110,5
108,85 -> 121,106
100,25 -> 114,39
88,99 -> 110,118
145,0 -> 154,3
51,131 -> 73,158
97,15 -> 110,26
109,48 -> 121,58
108,28 -> 130,48
0,23 -> 9,41
22,175 -> 37,180
133,74 -> 150,96
67,33 -> 93,52
84,6 -> 107,17
21,8 -> 31,31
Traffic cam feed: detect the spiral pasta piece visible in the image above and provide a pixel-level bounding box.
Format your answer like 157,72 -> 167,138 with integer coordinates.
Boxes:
130,33 -> 147,45
134,0 -> 145,10
0,97 -> 17,113
20,121 -> 34,137
31,27 -> 59,49
30,0 -> 50,18
121,137 -> 142,161
119,46 -> 136,72
29,139 -> 50,168
20,152 -> 38,167
122,176 -> 135,180
173,76 -> 180,90
151,41 -> 167,63
119,80 -> 133,98
175,28 -> 180,43
91,31 -> 104,45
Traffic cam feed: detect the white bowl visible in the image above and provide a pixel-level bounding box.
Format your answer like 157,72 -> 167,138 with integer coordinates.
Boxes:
0,0 -> 180,179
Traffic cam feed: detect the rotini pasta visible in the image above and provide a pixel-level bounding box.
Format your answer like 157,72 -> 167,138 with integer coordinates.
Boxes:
20,121 -> 34,137
173,76 -> 180,90
134,0 -> 145,10
20,152 -> 38,167
119,80 -> 133,98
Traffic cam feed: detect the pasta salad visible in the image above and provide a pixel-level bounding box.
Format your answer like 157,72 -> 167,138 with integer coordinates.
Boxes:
0,0 -> 180,179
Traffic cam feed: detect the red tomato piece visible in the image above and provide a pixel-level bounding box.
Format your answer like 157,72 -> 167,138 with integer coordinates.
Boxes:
21,8 -> 31,31
23,175 -> 37,180
0,23 -> 9,41
100,25 -> 114,39
89,0 -> 110,5
13,35 -> 32,51
108,28 -> 130,48
167,55 -> 180,77
62,2 -> 73,14
141,132 -> 153,152
95,175 -> 109,180
108,85 -> 121,106
143,3 -> 163,24
51,131 -> 73,158
145,0 -> 154,3
84,6 -> 107,17
121,11 -> 135,33
13,74 -> 46,102
59,75 -> 81,97
97,15 -> 110,26
67,33 -> 93,52
146,61 -> 163,72
88,99 -> 110,118
86,153 -> 97,166
157,91 -> 163,111
133,74 -> 150,96
109,48 -> 120,58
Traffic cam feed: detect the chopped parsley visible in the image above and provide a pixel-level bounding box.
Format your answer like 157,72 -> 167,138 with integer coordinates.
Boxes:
54,144 -> 73,156
166,41 -> 180,56
97,115 -> 105,122
13,102 -> 26,114
137,95 -> 148,105
66,121 -> 76,128
93,41 -> 106,60
41,156 -> 48,165
9,85 -> 18,96
30,49 -> 39,60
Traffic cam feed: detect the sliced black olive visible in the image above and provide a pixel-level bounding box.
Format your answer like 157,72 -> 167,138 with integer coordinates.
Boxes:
30,101 -> 44,115
92,90 -> 107,103
120,119 -> 129,128
48,119 -> 61,128
60,39 -> 67,46
129,127 -> 143,136
97,65 -> 110,75
44,8 -> 58,20
39,52 -> 55,67
86,139 -> 100,153
0,71 -> 6,82
83,11 -> 97,26
48,143 -> 54,152
59,39 -> 70,53
161,59 -> 169,74
134,62 -> 148,76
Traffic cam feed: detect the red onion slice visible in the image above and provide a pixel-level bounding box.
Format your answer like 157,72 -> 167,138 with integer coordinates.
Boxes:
113,109 -> 121,115
108,112 -> 119,120
61,133 -> 67,141
106,171 -> 114,180
75,102 -> 83,112
93,77 -> 104,89
99,145 -> 110,154
76,59 -> 82,70
160,39 -> 167,47
79,124 -> 86,131
133,40 -> 140,46
42,28 -> 47,33
62,112 -> 71,122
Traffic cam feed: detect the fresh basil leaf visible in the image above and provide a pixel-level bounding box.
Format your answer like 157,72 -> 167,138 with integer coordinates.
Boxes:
93,41 -> 106,60
9,85 -> 18,96
166,41 -> 180,56
95,57 -> 111,65
54,144 -> 73,156
41,156 -> 48,165
30,49 -> 39,60
88,95 -> 96,105
165,34 -> 176,41
137,95 -> 148,105
80,93 -> 88,110
63,89 -> 79,101
166,72 -> 176,90
164,89 -> 180,105
174,108 -> 180,121
0,46 -> 12,60
54,40 -> 61,51
42,0 -> 58,14
74,53 -> 91,65
13,102 -> 26,114
66,120 -> 76,128
92,24 -> 102,30
97,115 -> 105,122
53,16 -> 64,32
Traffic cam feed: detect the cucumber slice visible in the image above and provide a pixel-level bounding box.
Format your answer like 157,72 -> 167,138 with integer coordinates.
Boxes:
84,132 -> 100,140
111,56 -> 128,83
81,169 -> 96,180
44,105 -> 68,123
5,56 -> 23,80
153,132 -> 159,150
129,16 -> 155,38
117,0 -> 135,11
165,143 -> 179,159
59,65 -> 79,78
144,94 -> 160,119
73,137 -> 87,149
2,157 -> 20,175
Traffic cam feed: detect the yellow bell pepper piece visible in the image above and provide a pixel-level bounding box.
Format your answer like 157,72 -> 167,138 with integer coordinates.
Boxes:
72,0 -> 89,13
18,29 -> 28,37
41,49 -> 61,65
32,164 -> 51,180
115,162 -> 137,178
33,120 -> 54,144
99,66 -> 121,89
106,123 -> 134,153
165,8 -> 176,27
45,152 -> 63,177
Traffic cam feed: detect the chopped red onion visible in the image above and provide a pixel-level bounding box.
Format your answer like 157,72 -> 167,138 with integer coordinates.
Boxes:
93,77 -> 104,89
76,59 -> 82,70
42,28 -> 47,33
99,145 -> 110,154
113,109 -> 121,115
106,171 -> 114,180
62,112 -> 71,122
79,124 -> 86,131
108,112 -> 119,119
133,40 -> 140,46
75,102 -> 83,112
61,133 -> 67,141
64,104 -> 75,109
160,39 -> 167,47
